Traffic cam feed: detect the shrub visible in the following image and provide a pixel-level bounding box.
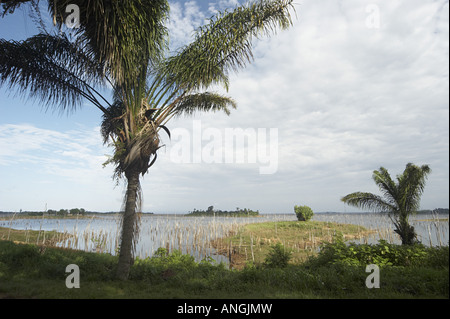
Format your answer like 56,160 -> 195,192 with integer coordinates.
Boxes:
305,236 -> 449,269
294,205 -> 314,221
263,243 -> 292,268
129,248 -> 226,283
0,242 -> 40,271
423,245 -> 449,268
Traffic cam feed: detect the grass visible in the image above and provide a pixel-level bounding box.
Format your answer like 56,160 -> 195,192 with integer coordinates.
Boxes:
212,220 -> 375,268
0,220 -> 448,299
0,226 -> 73,247
0,239 -> 448,299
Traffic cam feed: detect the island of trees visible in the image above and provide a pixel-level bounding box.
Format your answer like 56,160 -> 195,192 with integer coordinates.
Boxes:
185,206 -> 260,217
0,208 -> 124,217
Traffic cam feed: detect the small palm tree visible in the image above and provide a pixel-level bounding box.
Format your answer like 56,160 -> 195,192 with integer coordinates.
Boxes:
341,163 -> 431,245
0,0 -> 295,279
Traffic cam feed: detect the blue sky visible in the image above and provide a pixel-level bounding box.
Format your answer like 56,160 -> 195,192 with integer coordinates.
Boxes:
0,0 -> 449,213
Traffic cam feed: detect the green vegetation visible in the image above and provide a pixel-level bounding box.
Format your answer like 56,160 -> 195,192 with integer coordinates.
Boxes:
0,211 -> 130,220
0,227 -> 71,246
0,219 -> 447,299
294,205 -> 314,221
342,163 -> 431,245
20,208 -> 88,217
212,220 -> 373,267
263,243 -> 292,268
186,206 -> 260,217
418,208 -> 449,214
49,208 -> 86,216
0,238 -> 447,299
306,236 -> 449,268
0,208 -> 86,218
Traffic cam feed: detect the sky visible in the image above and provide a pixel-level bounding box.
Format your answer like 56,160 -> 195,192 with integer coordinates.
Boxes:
0,0 -> 448,214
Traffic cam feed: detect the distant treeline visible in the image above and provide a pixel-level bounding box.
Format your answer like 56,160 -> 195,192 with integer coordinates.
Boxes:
418,208 -> 449,214
0,208 -> 115,217
186,206 -> 259,217
0,210 -> 155,216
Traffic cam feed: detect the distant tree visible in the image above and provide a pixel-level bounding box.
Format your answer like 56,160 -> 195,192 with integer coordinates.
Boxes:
69,208 -> 80,215
341,163 -> 431,245
294,205 -> 314,221
186,206 -> 259,217
57,209 -> 68,216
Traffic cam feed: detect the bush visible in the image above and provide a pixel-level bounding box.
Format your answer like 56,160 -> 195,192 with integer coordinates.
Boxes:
129,248 -> 226,283
294,205 -> 314,221
0,241 -> 117,280
0,242 -> 41,271
421,245 -> 449,268
305,236 -> 449,269
263,243 -> 292,268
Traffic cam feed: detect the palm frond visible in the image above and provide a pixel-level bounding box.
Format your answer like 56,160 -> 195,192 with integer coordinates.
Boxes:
397,163 -> 431,213
1,0 -> 33,17
171,92 -> 237,117
0,33 -> 110,114
341,192 -> 397,213
158,124 -> 171,139
372,167 -> 398,207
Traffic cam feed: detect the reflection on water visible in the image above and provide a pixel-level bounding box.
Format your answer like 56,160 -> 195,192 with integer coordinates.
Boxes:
1,212 -> 448,262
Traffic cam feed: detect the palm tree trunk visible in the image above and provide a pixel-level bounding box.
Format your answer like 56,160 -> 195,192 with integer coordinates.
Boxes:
393,214 -> 418,245
116,169 -> 140,280
395,221 -> 417,245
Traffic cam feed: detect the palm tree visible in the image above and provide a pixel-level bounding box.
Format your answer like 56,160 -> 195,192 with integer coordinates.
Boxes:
341,163 -> 431,245
0,0 -> 295,279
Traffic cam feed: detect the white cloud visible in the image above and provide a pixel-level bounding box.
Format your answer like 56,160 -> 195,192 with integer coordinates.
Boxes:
208,0 -> 241,15
167,0 -> 209,50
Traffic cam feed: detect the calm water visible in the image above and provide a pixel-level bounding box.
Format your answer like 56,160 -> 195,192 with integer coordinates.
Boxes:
1,212 -> 448,261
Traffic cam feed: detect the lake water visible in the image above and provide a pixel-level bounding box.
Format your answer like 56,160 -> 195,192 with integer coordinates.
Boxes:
1,212 -> 448,262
